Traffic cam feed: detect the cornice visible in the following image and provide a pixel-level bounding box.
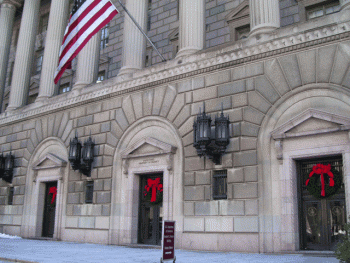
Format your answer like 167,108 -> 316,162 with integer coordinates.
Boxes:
0,19 -> 349,127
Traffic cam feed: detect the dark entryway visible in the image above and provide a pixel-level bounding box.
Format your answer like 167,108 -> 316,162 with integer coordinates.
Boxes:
138,173 -> 163,245
42,181 -> 57,238
298,156 -> 346,250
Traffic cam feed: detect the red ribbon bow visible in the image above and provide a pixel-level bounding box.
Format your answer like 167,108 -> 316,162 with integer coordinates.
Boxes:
305,164 -> 334,197
49,186 -> 57,204
144,178 -> 163,202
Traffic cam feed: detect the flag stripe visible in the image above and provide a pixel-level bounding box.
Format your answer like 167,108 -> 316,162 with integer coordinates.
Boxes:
54,0 -> 118,84
62,0 -> 102,45
59,3 -> 113,63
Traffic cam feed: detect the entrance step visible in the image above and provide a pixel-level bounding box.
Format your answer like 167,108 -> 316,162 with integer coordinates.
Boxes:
280,250 -> 335,257
124,244 -> 161,249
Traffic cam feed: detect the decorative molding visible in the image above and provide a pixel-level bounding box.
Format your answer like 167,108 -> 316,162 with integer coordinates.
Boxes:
225,0 -> 249,24
0,20 -> 349,126
121,137 -> 177,175
32,153 -> 67,170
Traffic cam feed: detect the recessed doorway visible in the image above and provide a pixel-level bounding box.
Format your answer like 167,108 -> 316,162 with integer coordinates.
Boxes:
298,156 -> 346,250
42,181 -> 57,238
138,173 -> 163,245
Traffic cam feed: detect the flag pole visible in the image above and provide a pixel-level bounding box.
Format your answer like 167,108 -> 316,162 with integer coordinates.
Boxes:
115,0 -> 166,62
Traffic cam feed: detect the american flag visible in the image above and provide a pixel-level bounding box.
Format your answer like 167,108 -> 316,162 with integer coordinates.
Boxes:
54,0 -> 118,84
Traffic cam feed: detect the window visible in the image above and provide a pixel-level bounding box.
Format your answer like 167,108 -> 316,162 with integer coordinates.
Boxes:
100,24 -> 109,50
34,54 -> 43,75
213,170 -> 227,200
59,83 -> 71,94
40,14 -> 49,34
147,0 -> 152,31
85,181 -> 94,203
96,71 -> 106,83
8,187 -> 14,205
235,25 -> 250,41
306,0 -> 340,19
27,94 -> 38,104
7,62 -> 14,86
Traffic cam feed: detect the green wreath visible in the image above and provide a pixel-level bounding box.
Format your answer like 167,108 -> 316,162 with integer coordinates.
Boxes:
142,177 -> 163,205
306,164 -> 342,199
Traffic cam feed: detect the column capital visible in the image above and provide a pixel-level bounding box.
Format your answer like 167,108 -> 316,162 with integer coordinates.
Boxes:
1,0 -> 23,9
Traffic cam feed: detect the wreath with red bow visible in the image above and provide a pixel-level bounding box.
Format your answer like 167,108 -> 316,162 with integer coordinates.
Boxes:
143,177 -> 163,204
305,163 -> 342,199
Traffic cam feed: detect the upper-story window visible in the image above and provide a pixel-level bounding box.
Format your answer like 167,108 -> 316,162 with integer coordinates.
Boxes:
40,13 -> 49,34
97,71 -> 106,83
306,0 -> 340,19
59,83 -> 71,94
225,0 -> 250,42
147,0 -> 152,31
34,53 -> 43,75
100,24 -> 109,50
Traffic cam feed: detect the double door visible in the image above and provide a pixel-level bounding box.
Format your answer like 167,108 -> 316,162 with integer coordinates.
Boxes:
299,157 -> 346,250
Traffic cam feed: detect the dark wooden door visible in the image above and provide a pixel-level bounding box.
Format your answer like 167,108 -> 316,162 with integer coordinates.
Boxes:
42,181 -> 57,238
138,173 -> 163,245
298,157 -> 346,250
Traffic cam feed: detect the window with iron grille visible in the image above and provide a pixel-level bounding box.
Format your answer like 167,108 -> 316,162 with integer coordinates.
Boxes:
147,0 -> 152,31
213,170 -> 227,200
306,0 -> 340,20
85,181 -> 94,203
8,187 -> 14,205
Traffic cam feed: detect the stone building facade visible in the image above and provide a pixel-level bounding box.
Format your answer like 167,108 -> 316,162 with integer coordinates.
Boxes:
0,0 -> 350,253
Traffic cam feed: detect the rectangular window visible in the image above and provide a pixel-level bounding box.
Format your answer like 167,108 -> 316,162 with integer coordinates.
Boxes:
40,14 -> 49,34
307,0 -> 340,19
59,83 -> 71,94
8,187 -> 14,205
35,54 -> 43,75
27,94 -> 38,105
96,71 -> 106,83
147,0 -> 152,31
100,24 -> 109,50
213,170 -> 227,200
8,62 -> 14,86
85,181 -> 94,204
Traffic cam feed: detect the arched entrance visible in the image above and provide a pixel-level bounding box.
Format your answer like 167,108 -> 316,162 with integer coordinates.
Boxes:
109,117 -> 184,246
21,138 -> 68,240
258,86 -> 350,252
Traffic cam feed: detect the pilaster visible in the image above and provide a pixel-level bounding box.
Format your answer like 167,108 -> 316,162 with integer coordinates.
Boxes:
36,0 -> 69,102
0,1 -> 18,112
73,32 -> 101,90
176,0 -> 204,58
7,0 -> 40,111
118,0 -> 148,79
249,0 -> 280,36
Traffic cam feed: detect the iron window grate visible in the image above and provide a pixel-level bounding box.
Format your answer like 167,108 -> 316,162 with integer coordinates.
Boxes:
85,181 -> 94,204
213,170 -> 227,200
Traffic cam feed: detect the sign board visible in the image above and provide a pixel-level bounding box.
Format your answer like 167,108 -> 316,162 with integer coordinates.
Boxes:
161,220 -> 176,262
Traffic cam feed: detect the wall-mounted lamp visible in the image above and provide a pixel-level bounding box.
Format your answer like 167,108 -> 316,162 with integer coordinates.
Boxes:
193,103 -> 230,165
69,131 -> 95,176
0,153 -> 15,183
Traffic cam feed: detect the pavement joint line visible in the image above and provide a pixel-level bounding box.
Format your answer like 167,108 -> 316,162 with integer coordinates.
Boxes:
0,257 -> 39,263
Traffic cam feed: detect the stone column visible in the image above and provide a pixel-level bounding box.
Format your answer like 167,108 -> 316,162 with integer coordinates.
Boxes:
340,0 -> 350,10
118,0 -> 148,79
0,1 -> 19,111
73,31 -> 101,90
249,0 -> 280,36
176,0 -> 204,58
36,0 -> 69,102
7,0 -> 40,111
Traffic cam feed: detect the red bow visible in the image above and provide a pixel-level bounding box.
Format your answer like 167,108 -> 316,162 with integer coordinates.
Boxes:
49,186 -> 57,204
145,178 -> 163,202
306,164 -> 334,197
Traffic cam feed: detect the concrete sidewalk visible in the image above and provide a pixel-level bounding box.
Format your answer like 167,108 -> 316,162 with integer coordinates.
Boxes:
0,237 -> 339,263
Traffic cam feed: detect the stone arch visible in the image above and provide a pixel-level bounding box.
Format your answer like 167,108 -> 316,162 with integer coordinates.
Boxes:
109,116 -> 184,246
257,84 -> 350,253
21,137 -> 69,240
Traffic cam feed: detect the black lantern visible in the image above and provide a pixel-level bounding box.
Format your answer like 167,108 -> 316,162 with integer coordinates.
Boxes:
69,131 -> 95,176
0,152 -> 15,183
193,103 -> 230,165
